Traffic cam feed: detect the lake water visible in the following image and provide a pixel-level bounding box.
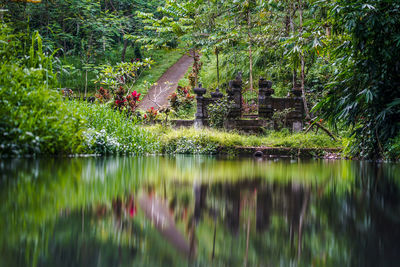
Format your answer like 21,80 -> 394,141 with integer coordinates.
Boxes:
1,156 -> 400,266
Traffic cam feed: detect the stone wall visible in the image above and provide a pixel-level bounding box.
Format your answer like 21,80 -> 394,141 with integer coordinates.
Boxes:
194,76 -> 305,132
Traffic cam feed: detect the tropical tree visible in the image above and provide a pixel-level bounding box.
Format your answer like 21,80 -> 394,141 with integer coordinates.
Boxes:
315,0 -> 400,158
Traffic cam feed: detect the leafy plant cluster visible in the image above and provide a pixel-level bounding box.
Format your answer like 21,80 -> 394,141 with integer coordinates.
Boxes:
144,107 -> 159,123
208,97 -> 233,129
0,22 -> 160,156
315,0 -> 400,159
272,108 -> 295,130
71,101 -> 159,155
168,85 -> 195,118
0,24 -> 85,156
137,0 -> 400,159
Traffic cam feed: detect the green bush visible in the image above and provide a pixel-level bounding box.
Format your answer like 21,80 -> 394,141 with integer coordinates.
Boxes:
168,86 -> 196,119
69,101 -> 160,155
208,97 -> 233,128
385,134 -> 400,161
0,27 -> 84,156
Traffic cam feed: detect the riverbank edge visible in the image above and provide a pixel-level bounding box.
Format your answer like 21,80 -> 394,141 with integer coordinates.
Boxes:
1,146 -> 342,159
218,146 -> 342,159
71,146 -> 343,159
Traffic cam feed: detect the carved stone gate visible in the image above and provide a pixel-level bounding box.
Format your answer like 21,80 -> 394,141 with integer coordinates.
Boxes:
193,74 -> 304,132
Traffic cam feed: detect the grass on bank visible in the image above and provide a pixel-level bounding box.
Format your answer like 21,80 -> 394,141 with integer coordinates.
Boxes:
63,101 -> 341,156
152,126 -> 341,154
69,101 -> 160,155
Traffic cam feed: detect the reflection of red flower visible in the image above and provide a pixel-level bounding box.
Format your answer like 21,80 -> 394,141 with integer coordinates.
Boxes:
144,114 -> 147,119
129,205 -> 137,217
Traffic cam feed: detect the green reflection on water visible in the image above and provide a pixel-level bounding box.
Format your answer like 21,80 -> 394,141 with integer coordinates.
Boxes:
0,156 -> 400,267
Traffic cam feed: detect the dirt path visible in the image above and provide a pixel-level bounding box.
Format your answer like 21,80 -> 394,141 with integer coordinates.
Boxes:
138,54 -> 193,111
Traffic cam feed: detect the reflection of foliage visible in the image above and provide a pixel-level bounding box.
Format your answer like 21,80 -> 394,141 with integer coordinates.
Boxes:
1,157 -> 400,266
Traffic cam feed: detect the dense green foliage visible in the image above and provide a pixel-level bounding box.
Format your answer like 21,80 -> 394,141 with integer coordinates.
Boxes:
1,0 -> 179,95
208,96 -> 233,128
2,156 -> 399,266
69,101 -> 159,154
315,0 -> 400,158
138,0 -> 400,159
1,0 -> 399,159
0,24 -> 84,155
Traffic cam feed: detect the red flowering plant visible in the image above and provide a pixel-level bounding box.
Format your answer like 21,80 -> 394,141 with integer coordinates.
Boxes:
95,87 -> 111,103
144,107 -> 158,123
113,86 -> 142,115
114,86 -> 127,111
126,90 -> 141,112
168,85 -> 195,116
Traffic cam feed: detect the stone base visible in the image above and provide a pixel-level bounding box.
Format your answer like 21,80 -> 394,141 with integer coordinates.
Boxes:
292,121 -> 303,132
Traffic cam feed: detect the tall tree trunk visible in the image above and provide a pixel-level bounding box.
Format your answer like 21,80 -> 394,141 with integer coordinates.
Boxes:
299,0 -> 311,119
234,17 -> 238,71
216,48 -> 220,87
248,10 -> 253,91
84,69 -> 88,98
291,2 -> 297,90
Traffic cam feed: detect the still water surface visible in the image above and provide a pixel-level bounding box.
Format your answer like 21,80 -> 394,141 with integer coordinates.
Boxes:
1,156 -> 400,266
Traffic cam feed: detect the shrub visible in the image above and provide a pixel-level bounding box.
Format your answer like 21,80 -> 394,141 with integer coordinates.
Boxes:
385,134 -> 400,161
69,101 -> 160,155
0,27 -> 84,156
95,87 -> 111,103
208,97 -> 233,128
143,106 -> 159,123
168,85 -> 195,118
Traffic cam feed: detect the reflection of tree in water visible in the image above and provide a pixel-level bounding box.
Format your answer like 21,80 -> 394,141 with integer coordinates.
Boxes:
318,163 -> 400,267
193,179 -> 310,261
256,187 -> 272,232
2,158 -> 400,267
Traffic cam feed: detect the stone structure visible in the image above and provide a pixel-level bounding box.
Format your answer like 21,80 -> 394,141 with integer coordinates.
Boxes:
193,83 -> 207,127
192,74 -> 305,132
258,77 -> 274,118
227,72 -> 243,119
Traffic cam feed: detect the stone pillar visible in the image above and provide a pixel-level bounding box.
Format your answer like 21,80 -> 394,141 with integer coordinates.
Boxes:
258,77 -> 274,119
227,73 -> 243,119
291,88 -> 303,132
194,83 -> 207,127
210,87 -> 223,99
